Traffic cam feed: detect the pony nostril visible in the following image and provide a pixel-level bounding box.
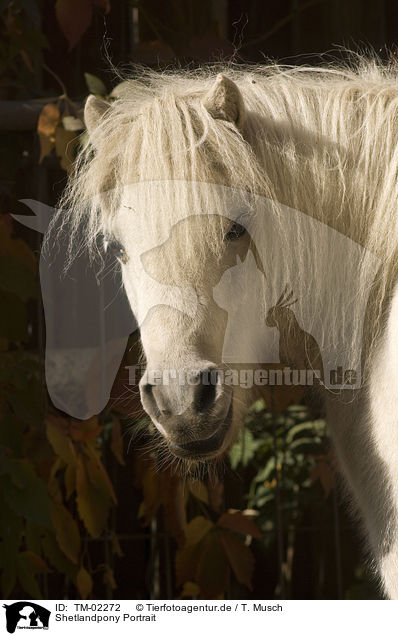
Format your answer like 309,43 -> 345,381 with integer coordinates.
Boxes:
140,382 -> 162,419
194,369 -> 219,413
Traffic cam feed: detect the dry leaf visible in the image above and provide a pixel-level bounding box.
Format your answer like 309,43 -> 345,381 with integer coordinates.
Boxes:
76,566 -> 92,599
50,501 -> 81,564
37,103 -> 60,162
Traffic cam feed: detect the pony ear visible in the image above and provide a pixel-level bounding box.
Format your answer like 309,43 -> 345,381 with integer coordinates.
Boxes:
84,95 -> 110,137
203,74 -> 246,128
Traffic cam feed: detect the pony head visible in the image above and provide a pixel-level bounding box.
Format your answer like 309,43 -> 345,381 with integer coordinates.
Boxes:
59,62 -> 389,466
69,73 -> 260,466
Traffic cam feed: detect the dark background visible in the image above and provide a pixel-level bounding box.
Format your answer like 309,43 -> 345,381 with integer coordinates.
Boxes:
0,0 -> 395,602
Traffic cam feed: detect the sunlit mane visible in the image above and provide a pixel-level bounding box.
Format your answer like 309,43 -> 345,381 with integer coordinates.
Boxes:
46,57 -> 398,597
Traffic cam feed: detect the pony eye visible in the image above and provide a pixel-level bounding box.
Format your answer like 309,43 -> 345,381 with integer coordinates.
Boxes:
224,222 -> 246,242
106,239 -> 128,263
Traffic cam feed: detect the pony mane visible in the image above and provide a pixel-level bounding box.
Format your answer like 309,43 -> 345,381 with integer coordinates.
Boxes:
55,55 -> 398,375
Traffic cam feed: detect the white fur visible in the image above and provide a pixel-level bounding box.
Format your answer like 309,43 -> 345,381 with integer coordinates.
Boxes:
56,57 -> 398,597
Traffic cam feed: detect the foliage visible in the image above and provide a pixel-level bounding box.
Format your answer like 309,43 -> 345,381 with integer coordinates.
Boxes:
0,0 -> 385,601
0,0 -> 48,96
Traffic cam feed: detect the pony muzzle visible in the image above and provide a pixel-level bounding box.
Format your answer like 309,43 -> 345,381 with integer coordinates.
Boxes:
139,365 -> 233,459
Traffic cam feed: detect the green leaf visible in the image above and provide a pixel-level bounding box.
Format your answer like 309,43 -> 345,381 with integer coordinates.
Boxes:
84,72 -> 107,96
1,460 -> 51,527
254,456 -> 276,483
229,428 -> 263,469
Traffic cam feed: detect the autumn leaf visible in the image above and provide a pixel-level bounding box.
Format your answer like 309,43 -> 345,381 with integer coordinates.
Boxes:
17,554 -> 42,599
84,443 -> 117,504
41,530 -> 78,580
18,551 -> 51,574
46,415 -> 76,466
37,103 -> 60,162
185,516 -> 213,545
2,460 -> 51,527
217,511 -> 262,538
102,564 -> 117,590
137,462 -> 161,525
195,530 -> 229,598
218,529 -> 255,590
175,540 -> 204,588
160,470 -> 186,547
179,581 -> 200,598
70,417 -> 102,442
64,463 -> 76,499
76,454 -> 112,537
76,566 -> 93,600
50,501 -> 81,564
55,0 -> 110,50
175,517 -> 214,587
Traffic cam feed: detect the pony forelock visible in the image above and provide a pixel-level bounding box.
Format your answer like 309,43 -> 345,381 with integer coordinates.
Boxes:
53,56 -> 398,375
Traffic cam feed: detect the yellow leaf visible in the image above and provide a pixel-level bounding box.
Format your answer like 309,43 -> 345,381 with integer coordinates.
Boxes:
37,103 -> 60,162
46,415 -> 76,466
84,443 -> 117,504
218,529 -> 255,590
185,516 -> 214,546
138,466 -> 161,525
76,567 -> 92,600
64,463 -> 76,499
102,564 -> 117,590
160,470 -> 186,547
179,581 -> 200,598
50,501 -> 81,564
19,551 -> 51,573
195,530 -> 229,599
76,455 -> 111,537
70,417 -> 101,442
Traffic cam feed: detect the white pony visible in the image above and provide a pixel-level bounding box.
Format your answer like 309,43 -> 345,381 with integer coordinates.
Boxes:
58,58 -> 398,598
